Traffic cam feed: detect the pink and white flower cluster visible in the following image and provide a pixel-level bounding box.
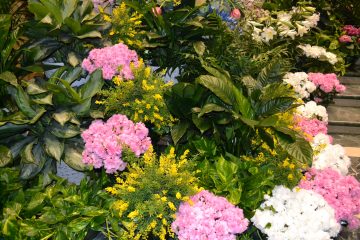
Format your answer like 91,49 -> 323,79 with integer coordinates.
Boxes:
339,25 -> 360,44
81,114 -> 151,173
299,168 -> 360,229
82,43 -> 139,80
172,190 -> 249,240
295,116 -> 328,139
251,186 -> 341,240
308,73 -> 346,94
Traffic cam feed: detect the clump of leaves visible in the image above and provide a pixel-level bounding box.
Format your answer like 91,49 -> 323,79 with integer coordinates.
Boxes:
0,171 -> 112,240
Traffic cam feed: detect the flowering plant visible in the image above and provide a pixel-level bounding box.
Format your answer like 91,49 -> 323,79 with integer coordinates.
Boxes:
294,116 -> 328,140
283,72 -> 316,99
98,60 -> 175,131
251,185 -> 341,240
105,146 -> 199,240
171,190 -> 249,240
81,114 -> 151,173
82,43 -> 139,80
299,168 -> 360,229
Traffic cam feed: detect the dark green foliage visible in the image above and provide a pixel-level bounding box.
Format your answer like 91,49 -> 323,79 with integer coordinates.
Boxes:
0,169 -> 112,240
0,68 -> 104,185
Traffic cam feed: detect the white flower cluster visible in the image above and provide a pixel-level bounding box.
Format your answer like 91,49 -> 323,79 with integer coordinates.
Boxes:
311,133 -> 332,150
296,101 -> 328,122
283,72 -> 316,99
251,186 -> 341,240
250,6 -> 320,43
298,44 -> 338,65
313,143 -> 351,175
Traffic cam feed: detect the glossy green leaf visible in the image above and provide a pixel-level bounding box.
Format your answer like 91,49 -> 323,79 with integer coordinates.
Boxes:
0,145 -> 12,167
197,75 -> 235,105
68,217 -> 91,232
79,69 -> 104,99
50,123 -> 80,138
63,144 -> 89,171
198,103 -> 227,117
215,157 -> 238,184
26,82 -> 47,95
32,94 -> 53,105
171,122 -> 189,145
192,114 -> 211,133
20,144 -> 46,179
0,123 -> 28,139
0,71 -> 18,87
193,41 -> 205,56
13,87 -> 37,118
76,31 -> 102,39
44,133 -> 64,161
21,141 -> 36,164
53,111 -> 72,126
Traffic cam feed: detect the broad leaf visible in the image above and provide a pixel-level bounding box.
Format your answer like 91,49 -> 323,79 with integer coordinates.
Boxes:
171,122 -> 189,145
63,144 -> 89,171
198,103 -> 227,117
0,145 -> 12,167
197,75 -> 235,105
44,133 -> 64,161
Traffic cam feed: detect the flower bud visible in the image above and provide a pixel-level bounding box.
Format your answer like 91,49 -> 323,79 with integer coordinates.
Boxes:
230,8 -> 241,20
152,6 -> 162,16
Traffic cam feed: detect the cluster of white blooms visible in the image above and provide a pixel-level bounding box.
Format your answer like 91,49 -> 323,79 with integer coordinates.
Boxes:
298,44 -> 338,65
296,101 -> 328,122
311,133 -> 332,150
313,144 -> 351,175
251,186 -> 341,240
283,72 -> 316,99
250,6 -> 320,43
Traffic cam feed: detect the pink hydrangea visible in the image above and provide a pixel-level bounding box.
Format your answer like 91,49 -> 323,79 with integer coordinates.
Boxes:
299,168 -> 360,229
295,115 -> 328,139
81,114 -> 151,173
339,35 -> 353,43
308,73 -> 346,94
82,43 -> 139,80
171,190 -> 249,240
343,25 -> 360,36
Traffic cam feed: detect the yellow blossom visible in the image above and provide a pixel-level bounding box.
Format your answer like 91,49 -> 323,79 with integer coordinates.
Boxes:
128,210 -> 139,219
288,174 -> 294,180
127,186 -> 136,192
176,192 -> 182,199
161,196 -> 167,202
168,201 -> 177,211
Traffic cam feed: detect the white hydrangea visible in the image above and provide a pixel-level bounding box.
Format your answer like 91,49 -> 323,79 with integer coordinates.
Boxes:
298,44 -> 338,65
283,72 -> 316,99
296,101 -> 328,122
313,144 -> 351,175
311,133 -> 332,150
251,186 -> 341,240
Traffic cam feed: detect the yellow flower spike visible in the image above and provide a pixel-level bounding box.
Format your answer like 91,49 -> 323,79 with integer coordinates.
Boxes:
105,187 -> 117,194
127,210 -> 139,219
180,149 -> 190,160
95,100 -> 105,105
113,76 -> 122,86
153,94 -> 163,101
289,163 -> 295,169
157,214 -> 163,219
161,196 -> 167,202
146,104 -> 151,109
282,159 -> 290,167
168,201 -> 177,211
154,194 -> 161,199
176,192 -> 182,199
150,220 -> 157,229
162,218 -> 168,226
287,174 -> 294,180
127,186 -> 136,192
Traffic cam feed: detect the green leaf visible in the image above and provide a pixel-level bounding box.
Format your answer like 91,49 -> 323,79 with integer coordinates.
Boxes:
38,209 -> 65,225
68,217 -> 91,232
63,144 -> 89,171
0,123 -> 28,139
276,132 -> 313,166
197,75 -> 235,105
193,41 -> 205,56
192,114 -> 211,133
171,122 -> 189,145
0,145 -> 12,167
21,141 -> 36,164
50,123 -> 80,138
26,82 -> 47,95
80,69 -> 104,99
0,71 -> 18,87
257,98 -> 294,117
53,111 -> 72,126
20,144 -> 46,179
26,192 -> 46,212
215,157 -> 238,184
0,14 -> 11,51
198,103 -> 227,117
12,87 -> 37,118
32,94 -> 53,105
44,133 -> 64,161
76,31 -> 102,39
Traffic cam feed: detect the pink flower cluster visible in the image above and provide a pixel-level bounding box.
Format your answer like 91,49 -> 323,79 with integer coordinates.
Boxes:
295,116 -> 328,139
343,25 -> 360,36
82,43 -> 139,80
308,73 -> 346,93
299,168 -> 360,229
172,190 -> 249,240
81,114 -> 151,173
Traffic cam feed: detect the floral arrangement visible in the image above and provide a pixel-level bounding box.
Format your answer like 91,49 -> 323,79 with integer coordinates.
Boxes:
295,117 -> 328,139
299,168 -> 360,229
171,190 -> 249,240
105,147 -> 200,240
81,114 -> 151,173
251,185 -> 341,239
298,44 -> 338,65
339,25 -> 360,43
82,43 -> 139,80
